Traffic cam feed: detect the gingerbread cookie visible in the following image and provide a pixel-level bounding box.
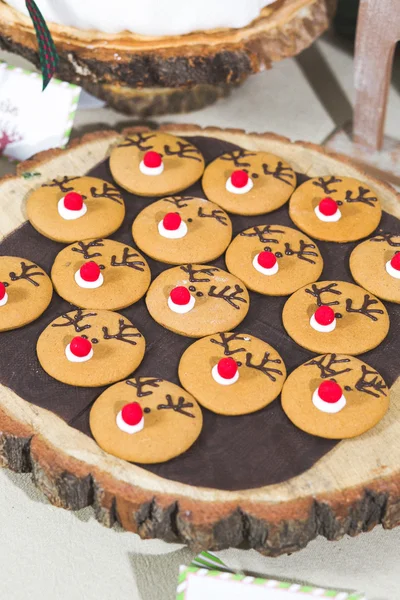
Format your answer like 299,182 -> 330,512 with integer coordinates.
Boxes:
0,256 -> 52,332
179,332 -> 286,415
145,264 -> 250,337
225,224 -> 323,296
289,176 -> 382,242
132,196 -> 232,265
37,309 -> 145,387
201,149 -> 296,215
109,132 -> 205,197
51,239 -> 151,310
281,354 -> 389,439
89,377 -> 203,463
26,176 -> 126,243
282,280 -> 389,355
350,231 -> 400,304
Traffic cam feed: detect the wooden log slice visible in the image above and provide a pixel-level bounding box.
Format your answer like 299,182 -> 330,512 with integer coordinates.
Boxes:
0,0 -> 336,93
0,124 -> 399,555
80,81 -> 234,117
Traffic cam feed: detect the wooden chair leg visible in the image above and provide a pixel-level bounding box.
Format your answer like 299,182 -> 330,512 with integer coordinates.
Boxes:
353,0 -> 400,151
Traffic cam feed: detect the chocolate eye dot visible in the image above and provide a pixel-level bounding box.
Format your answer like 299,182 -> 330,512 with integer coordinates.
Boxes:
264,246 -> 272,252
196,292 -> 204,297
189,286 -> 196,292
144,407 -> 151,414
275,252 -> 283,258
236,361 -> 242,367
345,386 -> 352,391
335,313 -> 342,319
99,265 -> 105,270
252,173 -> 259,179
3,282 -> 8,287
337,201 -> 343,206
91,338 -> 99,344
81,335 -> 88,339
188,218 -> 193,223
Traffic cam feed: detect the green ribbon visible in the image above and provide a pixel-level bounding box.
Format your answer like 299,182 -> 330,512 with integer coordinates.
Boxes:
25,0 -> 59,90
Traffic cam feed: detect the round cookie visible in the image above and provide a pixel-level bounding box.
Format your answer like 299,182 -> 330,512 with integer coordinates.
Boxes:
51,238 -> 151,310
201,149 -> 296,215
179,332 -> 286,415
282,280 -> 389,355
0,256 -> 52,332
90,377 -> 203,463
132,196 -> 232,265
26,176 -> 126,243
281,354 -> 389,439
289,175 -> 382,242
109,132 -> 205,196
145,264 -> 250,338
37,309 -> 145,387
350,231 -> 400,304
225,224 -> 323,296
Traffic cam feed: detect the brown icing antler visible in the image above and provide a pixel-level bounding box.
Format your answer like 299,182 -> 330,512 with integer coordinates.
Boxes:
305,283 -> 342,307
219,149 -> 257,168
118,132 -> 156,150
9,261 -> 45,287
305,354 -> 352,379
157,394 -> 195,418
240,225 -> 284,244
90,183 -> 123,205
163,141 -> 202,162
111,248 -> 145,271
345,186 -> 378,207
71,239 -> 104,260
43,176 -> 80,193
284,240 -> 318,264
180,264 -> 220,283
355,365 -> 387,398
197,206 -> 228,226
52,309 -> 97,332
126,377 -> 163,397
245,352 -> 283,382
208,284 -> 247,310
210,332 -> 249,356
261,161 -> 295,186
370,231 -> 400,247
163,196 -> 197,208
102,319 -> 142,345
312,176 -> 342,195
345,294 -> 384,322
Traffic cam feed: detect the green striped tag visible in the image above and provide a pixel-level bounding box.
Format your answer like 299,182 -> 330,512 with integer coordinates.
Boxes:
177,552 -> 365,599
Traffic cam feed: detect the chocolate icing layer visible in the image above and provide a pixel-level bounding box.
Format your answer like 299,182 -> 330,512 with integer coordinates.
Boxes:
0,135 -> 399,490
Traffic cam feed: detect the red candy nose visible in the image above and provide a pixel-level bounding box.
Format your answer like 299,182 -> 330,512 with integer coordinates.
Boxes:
163,212 -> 182,231
319,197 -> 338,216
314,305 -> 335,326
257,251 -> 277,269
64,192 -> 84,211
170,286 -> 191,306
143,151 -> 162,168
80,261 -> 101,282
390,253 -> 400,271
217,357 -> 238,380
121,402 -> 143,426
318,380 -> 343,404
230,170 -> 249,188
0,282 -> 6,300
70,336 -> 92,358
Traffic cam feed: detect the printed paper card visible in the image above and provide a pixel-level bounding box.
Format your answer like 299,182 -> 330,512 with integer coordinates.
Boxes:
0,61 -> 81,161
177,553 -> 365,600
